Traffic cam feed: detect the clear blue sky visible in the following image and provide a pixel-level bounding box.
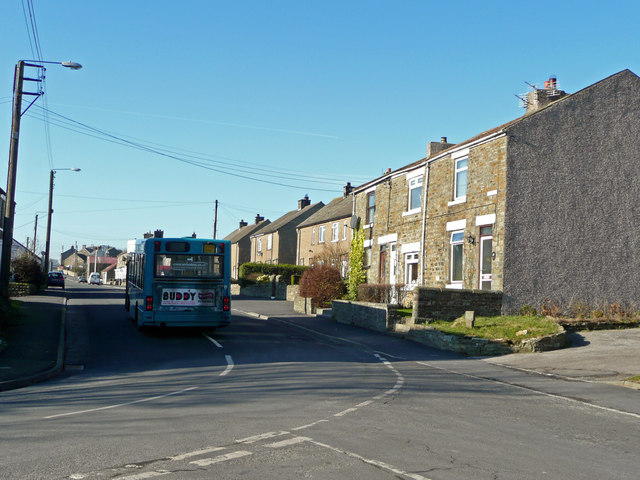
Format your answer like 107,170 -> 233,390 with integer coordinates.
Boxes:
2,1 -> 639,258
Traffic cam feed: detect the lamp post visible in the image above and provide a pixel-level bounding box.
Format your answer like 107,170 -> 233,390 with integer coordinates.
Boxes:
43,168 -> 81,276
0,59 -> 82,298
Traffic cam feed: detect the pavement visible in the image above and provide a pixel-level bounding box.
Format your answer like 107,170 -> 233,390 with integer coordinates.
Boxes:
0,290 -> 66,392
1,290 -> 638,393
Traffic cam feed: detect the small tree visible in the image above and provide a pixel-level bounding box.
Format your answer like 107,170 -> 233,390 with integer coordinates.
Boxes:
11,253 -> 43,286
347,226 -> 365,300
299,265 -> 345,307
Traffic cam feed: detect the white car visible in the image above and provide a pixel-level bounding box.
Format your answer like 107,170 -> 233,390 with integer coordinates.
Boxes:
89,273 -> 101,285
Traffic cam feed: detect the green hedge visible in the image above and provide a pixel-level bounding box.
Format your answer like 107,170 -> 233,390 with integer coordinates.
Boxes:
238,263 -> 308,286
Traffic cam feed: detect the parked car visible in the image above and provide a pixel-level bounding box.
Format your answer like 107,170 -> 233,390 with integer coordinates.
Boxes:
78,275 -> 87,283
89,272 -> 101,285
47,272 -> 65,289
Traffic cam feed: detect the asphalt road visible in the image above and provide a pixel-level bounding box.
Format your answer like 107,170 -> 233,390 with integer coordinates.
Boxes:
0,282 -> 639,479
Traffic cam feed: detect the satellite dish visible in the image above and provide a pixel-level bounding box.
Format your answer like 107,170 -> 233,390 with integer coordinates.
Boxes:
350,215 -> 360,229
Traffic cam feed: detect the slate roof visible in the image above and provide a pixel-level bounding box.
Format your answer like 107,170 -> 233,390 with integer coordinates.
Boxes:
224,220 -> 271,243
353,70 -> 638,195
252,202 -> 324,236
297,196 -> 352,229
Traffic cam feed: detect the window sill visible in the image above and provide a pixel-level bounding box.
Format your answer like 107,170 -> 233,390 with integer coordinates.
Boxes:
402,209 -> 421,217
363,224 -> 373,230
448,197 -> 466,207
445,283 -> 463,290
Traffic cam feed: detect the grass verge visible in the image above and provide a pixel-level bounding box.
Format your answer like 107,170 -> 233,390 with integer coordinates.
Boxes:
426,315 -> 562,342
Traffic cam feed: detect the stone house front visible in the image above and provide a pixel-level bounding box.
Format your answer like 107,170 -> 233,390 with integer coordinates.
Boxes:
353,69 -> 640,313
250,196 -> 324,265
224,214 -> 271,280
352,138 -> 455,291
296,183 -> 354,276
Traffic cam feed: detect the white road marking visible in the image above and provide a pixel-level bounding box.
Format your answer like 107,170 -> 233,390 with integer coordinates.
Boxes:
170,446 -> 225,461
236,431 -> 289,444
308,438 -> 432,480
265,436 -> 310,448
220,355 -> 234,376
203,334 -> 222,348
116,470 -> 171,480
291,419 -> 328,431
43,386 -> 198,419
416,361 -> 640,420
334,407 -> 358,417
190,450 -> 252,466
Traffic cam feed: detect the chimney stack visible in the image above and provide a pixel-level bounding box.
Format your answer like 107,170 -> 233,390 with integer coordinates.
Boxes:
343,182 -> 353,197
427,137 -> 456,157
239,219 -> 248,228
525,76 -> 567,113
254,214 -> 264,224
298,195 -> 311,210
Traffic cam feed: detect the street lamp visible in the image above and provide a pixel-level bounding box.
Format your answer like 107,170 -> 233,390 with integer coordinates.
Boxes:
43,168 -> 81,276
0,59 -> 82,298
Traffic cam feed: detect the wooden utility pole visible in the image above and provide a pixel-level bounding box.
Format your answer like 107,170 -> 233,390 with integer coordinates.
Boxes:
213,200 -> 218,239
0,61 -> 25,298
33,214 -> 38,252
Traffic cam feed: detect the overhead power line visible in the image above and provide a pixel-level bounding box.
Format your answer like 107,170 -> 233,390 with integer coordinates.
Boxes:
26,106 -> 357,193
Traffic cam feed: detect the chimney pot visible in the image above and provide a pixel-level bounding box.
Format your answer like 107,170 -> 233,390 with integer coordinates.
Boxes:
343,182 -> 353,197
255,214 -> 264,224
298,195 -> 311,210
239,219 -> 248,228
441,136 -> 447,143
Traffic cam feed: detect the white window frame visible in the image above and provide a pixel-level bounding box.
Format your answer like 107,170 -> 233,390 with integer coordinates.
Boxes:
343,220 -> 348,240
312,227 -> 316,245
453,157 -> 468,203
406,175 -> 423,214
404,252 -> 419,286
257,237 -> 263,252
331,222 -> 339,242
319,225 -> 326,244
267,233 -> 272,250
448,230 -> 464,288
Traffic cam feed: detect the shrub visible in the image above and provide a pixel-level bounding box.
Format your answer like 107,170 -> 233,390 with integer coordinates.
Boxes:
238,263 -> 307,285
11,254 -> 43,286
347,226 -> 365,300
540,298 -> 563,317
357,283 -> 408,305
299,265 -> 345,307
519,304 -> 538,316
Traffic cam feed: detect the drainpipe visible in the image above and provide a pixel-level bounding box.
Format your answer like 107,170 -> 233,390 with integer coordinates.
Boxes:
419,163 -> 431,286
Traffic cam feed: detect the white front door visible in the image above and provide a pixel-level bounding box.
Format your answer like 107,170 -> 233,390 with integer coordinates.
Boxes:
389,242 -> 398,302
479,233 -> 493,290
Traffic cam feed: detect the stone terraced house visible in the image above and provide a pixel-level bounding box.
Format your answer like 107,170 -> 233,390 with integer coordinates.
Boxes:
352,69 -> 640,313
224,214 -> 270,280
296,183 -> 354,276
250,196 -> 324,265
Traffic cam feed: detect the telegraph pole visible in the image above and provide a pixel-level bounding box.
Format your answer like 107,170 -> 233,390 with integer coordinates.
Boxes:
33,213 -> 38,252
0,61 -> 25,298
213,199 -> 218,239
43,170 -> 55,276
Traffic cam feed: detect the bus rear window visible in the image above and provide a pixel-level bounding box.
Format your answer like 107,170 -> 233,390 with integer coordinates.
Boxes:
155,254 -> 222,278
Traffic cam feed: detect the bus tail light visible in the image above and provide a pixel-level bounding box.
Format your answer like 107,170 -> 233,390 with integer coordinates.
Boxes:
145,296 -> 153,311
223,296 -> 230,312
154,241 -> 161,252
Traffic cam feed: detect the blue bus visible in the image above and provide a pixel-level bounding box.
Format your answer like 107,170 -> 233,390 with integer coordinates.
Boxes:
125,237 -> 231,328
